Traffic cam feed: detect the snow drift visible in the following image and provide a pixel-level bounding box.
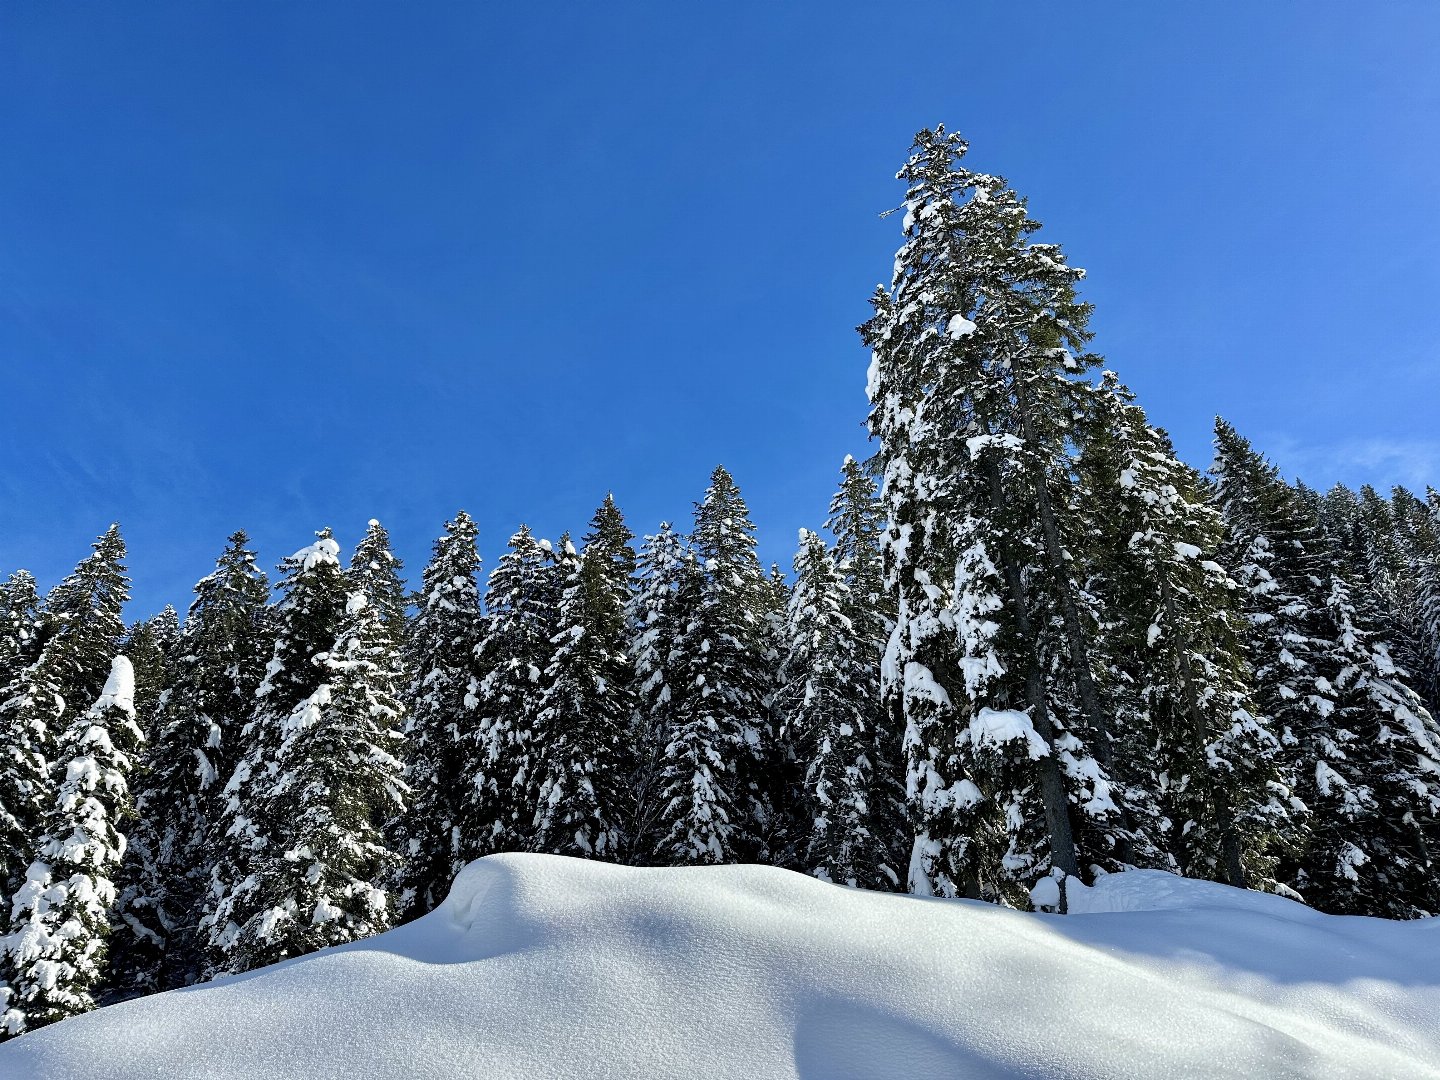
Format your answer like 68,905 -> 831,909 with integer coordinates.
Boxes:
2,854 -> 1438,1079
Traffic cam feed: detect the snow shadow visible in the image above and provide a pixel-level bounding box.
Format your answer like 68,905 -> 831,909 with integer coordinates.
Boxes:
1039,902 -> 1440,992
792,998 -> 998,1080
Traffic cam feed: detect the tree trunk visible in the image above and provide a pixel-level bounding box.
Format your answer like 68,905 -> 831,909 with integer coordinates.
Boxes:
976,454 -> 1081,880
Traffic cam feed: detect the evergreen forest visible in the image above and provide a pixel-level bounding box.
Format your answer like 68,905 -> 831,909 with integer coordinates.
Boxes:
2,127 -> 1437,1038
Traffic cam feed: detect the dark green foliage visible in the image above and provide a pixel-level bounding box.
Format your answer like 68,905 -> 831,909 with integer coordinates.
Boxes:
778,531 -> 897,888
1079,380 -> 1286,887
111,534 -> 271,995
202,529 -> 349,974
656,468 -> 776,865
862,127 -> 1119,902
469,527 -> 559,856
530,500 -> 637,859
1,658 -> 142,1037
392,511 -> 483,920
233,588 -> 406,971
349,519 -> 409,651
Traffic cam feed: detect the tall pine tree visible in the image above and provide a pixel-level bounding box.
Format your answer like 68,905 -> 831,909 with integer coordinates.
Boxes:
202,529 -> 348,974
349,519 -> 409,652
0,530 -> 130,917
626,523 -> 693,863
656,468 -> 775,865
529,498 -> 637,859
825,456 -> 906,886
1,657 -> 143,1037
392,511 -> 483,919
468,527 -> 559,857
232,588 -> 406,970
777,530 -> 896,888
1078,376 -> 1288,886
0,572 -> 46,909
112,534 -> 271,993
862,127 -> 1118,903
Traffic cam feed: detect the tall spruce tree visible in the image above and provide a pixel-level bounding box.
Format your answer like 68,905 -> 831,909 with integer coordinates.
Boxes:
203,529 -> 348,974
655,468 -> 775,865
825,456 -> 906,886
861,127 -> 1118,904
529,499 -> 636,859
40,526 -> 131,712
0,573 -> 42,693
468,527 -> 559,856
1211,421 -> 1339,893
112,534 -> 271,994
232,588 -> 407,970
392,511 -> 483,919
626,523 -> 693,863
530,506 -> 636,859
0,530 -> 130,917
348,518 -> 409,652
1372,487 -> 1440,713
778,530 -> 896,888
1,657 -> 143,1037
0,572 -> 46,908
1078,376 -> 1289,886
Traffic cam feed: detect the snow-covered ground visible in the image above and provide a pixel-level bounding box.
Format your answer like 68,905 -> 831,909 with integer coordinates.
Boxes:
2,854 -> 1438,1079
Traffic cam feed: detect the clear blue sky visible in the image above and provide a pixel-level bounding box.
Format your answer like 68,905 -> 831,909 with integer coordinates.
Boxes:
3,3 -> 1438,616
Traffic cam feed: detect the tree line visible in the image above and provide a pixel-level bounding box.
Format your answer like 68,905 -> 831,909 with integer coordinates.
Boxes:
0,125 -> 1437,1039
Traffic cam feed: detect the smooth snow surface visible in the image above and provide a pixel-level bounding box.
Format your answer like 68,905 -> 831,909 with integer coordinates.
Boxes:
3,856 -> 1438,1079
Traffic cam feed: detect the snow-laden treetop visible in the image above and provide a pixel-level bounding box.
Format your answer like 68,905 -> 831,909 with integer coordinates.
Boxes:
93,654 -> 135,716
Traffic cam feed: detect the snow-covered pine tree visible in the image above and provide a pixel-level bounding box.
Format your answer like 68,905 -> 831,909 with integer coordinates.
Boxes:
202,529 -> 348,974
1209,421 -> 1440,913
348,518 -> 409,653
0,531 -> 130,915
1315,484 -> 1427,685
0,573 -> 42,693
111,533 -> 271,994
824,455 -> 906,886
625,523 -> 692,863
0,572 -> 45,907
1,657 -> 143,1037
1372,487 -> 1440,713
104,609 -> 179,998
655,467 -> 775,865
1313,574 -> 1440,916
1209,421 -> 1343,888
468,527 -> 558,857
1077,376 -> 1288,886
757,558 -> 805,871
529,501 -> 636,859
232,588 -> 406,970
777,530 -> 896,888
392,511 -> 483,920
38,526 -> 131,712
861,127 -> 1119,904
122,608 -> 179,740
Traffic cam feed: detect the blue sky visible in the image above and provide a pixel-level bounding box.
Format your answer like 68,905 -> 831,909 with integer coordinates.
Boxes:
3,3 -> 1438,616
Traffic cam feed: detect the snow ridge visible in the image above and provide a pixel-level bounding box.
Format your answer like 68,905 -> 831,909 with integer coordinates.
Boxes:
2,854 -> 1438,1080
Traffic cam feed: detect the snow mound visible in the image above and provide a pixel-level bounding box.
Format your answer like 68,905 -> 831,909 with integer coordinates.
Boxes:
2,855 -> 1438,1079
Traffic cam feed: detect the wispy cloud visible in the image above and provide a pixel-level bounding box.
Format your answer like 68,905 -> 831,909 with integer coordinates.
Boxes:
1264,434 -> 1440,493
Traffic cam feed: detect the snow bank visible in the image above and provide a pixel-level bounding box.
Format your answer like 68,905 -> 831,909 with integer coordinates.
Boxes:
2,856 -> 1438,1079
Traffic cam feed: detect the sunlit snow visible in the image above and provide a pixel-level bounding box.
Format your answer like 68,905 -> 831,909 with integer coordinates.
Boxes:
2,854 -> 1437,1079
